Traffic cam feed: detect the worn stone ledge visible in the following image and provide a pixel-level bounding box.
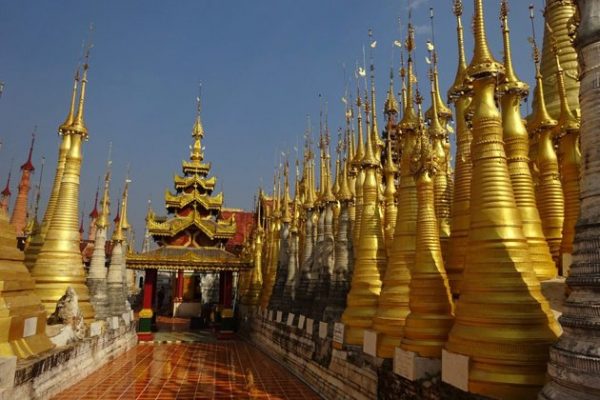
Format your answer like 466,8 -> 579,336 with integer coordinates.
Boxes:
3,322 -> 137,400
248,316 -> 495,400
248,316 -> 376,400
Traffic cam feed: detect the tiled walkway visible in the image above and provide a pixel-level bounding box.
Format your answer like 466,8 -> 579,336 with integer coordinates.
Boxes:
52,341 -> 321,400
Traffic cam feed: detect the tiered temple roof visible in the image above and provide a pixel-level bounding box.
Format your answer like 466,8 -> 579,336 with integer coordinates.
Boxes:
127,96 -> 250,272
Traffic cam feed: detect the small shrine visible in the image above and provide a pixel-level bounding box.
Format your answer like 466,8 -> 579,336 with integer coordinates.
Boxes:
127,96 -> 252,339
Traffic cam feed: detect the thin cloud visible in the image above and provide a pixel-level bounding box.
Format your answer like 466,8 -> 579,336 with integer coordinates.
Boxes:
413,24 -> 431,36
408,0 -> 429,10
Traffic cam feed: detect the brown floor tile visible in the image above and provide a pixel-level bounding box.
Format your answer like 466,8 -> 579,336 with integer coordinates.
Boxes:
51,341 -> 320,400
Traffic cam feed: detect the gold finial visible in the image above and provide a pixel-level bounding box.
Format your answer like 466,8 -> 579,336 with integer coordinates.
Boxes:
448,0 -> 470,100
193,83 -> 205,138
333,130 -> 342,196
425,7 -> 452,124
368,29 -> 382,156
411,115 -> 436,179
97,144 -> 112,229
362,103 -> 378,168
70,48 -> 90,137
119,174 -> 131,232
528,4 -> 556,132
468,0 -> 505,78
548,23 -> 580,134
319,125 -> 335,202
112,195 -> 124,242
304,139 -> 317,209
498,0 -> 528,97
345,100 -> 355,174
399,25 -> 408,109
353,91 -> 366,167
282,159 -> 291,222
400,19 -> 418,129
384,67 -> 399,115
337,136 -> 353,201
59,69 -> 79,135
428,66 -> 446,141
190,86 -> 205,162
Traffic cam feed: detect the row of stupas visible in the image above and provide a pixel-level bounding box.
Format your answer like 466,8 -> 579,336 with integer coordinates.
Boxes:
0,47 -> 137,360
239,0 -> 584,398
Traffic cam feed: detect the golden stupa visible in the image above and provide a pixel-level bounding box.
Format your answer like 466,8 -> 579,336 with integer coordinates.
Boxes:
382,71 -> 399,255
370,22 -> 417,358
351,94 -> 366,254
444,1 -> 560,398
341,104 -> 385,346
445,0 -> 473,297
399,82 -> 454,359
259,176 -> 281,309
241,198 -> 264,308
549,26 -> 581,269
0,207 -> 54,359
30,59 -> 95,321
498,2 -> 556,281
527,8 -> 564,263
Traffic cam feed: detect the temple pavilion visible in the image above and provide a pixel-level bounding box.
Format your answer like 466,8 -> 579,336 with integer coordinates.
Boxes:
126,97 -> 251,339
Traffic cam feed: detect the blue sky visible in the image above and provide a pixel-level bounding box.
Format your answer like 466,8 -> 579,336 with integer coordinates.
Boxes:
0,0 -> 547,248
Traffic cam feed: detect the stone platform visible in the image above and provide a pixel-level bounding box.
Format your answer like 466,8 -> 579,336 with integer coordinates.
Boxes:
1,322 -> 137,400
247,312 -> 494,400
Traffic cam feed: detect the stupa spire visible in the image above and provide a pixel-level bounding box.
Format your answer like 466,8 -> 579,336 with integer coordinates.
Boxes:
70,50 -> 89,137
445,0 -> 474,295
448,0 -> 469,100
281,159 -> 291,223
0,165 -> 12,215
87,182 -> 99,241
425,8 -> 452,127
527,5 -> 563,262
368,29 -> 382,160
399,18 -> 418,130
427,51 -> 451,260
499,0 -> 556,281
119,171 -> 131,232
59,68 -> 79,134
352,92 -> 366,249
191,85 -> 205,162
382,113 -> 398,254
549,23 -> 581,263
467,0 -> 504,79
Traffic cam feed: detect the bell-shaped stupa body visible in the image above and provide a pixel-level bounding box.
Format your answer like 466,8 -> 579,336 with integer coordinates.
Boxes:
444,2 -> 560,398
0,209 -> 54,358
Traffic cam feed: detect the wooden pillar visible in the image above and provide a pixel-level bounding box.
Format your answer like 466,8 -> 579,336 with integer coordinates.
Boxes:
220,271 -> 233,308
175,269 -> 184,302
138,268 -> 157,341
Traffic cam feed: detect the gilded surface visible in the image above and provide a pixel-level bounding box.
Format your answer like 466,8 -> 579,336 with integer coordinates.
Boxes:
445,2 -> 560,398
